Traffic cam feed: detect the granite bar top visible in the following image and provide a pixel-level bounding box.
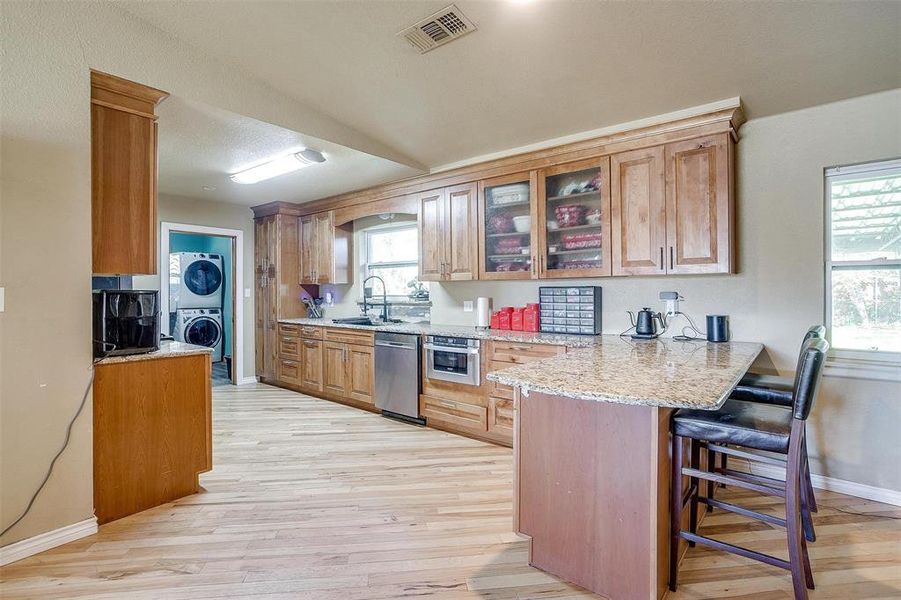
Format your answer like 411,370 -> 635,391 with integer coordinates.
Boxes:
486,337 -> 763,410
279,317 -> 598,347
96,341 -> 213,365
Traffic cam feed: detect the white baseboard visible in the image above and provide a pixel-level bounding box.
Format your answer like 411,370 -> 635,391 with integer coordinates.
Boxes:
238,376 -> 259,386
0,517 -> 97,566
733,462 -> 901,507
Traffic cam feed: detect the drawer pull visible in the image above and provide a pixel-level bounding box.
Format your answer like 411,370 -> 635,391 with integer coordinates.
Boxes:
438,400 -> 456,409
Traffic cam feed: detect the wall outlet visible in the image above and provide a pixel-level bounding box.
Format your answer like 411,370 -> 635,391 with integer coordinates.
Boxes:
0,287 -> 4,312
463,300 -> 473,312
244,288 -> 251,298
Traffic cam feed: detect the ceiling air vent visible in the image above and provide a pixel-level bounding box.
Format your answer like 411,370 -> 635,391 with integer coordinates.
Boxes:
398,5 -> 476,54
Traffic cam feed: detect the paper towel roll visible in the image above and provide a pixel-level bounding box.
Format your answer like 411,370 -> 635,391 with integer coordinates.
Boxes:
476,297 -> 491,328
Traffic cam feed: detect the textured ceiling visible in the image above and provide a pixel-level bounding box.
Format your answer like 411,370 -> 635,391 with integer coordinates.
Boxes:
123,0 -> 901,171
156,97 -> 421,205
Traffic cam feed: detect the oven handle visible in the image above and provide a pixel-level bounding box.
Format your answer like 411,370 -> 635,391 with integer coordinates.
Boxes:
424,343 -> 480,355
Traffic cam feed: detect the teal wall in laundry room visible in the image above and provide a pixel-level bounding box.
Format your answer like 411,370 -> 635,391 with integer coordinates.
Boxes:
170,232 -> 233,360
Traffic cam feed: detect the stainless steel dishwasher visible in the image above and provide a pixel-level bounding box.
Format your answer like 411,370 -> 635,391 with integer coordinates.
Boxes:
374,332 -> 424,425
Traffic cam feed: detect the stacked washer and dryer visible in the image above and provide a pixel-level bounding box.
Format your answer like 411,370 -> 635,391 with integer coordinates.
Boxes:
172,252 -> 225,362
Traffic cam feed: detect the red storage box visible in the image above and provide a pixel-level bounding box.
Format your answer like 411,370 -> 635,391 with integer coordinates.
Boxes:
523,303 -> 540,332
511,307 -> 524,331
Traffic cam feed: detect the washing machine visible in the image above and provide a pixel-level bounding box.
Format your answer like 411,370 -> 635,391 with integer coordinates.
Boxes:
175,308 -> 224,362
173,252 -> 224,309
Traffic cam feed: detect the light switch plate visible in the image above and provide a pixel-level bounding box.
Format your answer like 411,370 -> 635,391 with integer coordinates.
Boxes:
244,288 -> 251,298
0,286 -> 5,312
463,300 -> 473,312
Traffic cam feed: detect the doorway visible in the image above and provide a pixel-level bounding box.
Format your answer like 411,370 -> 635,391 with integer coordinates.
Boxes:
160,222 -> 244,386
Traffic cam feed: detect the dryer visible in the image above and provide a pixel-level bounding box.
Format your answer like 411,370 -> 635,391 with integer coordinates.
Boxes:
173,252 -> 224,309
175,308 -> 223,362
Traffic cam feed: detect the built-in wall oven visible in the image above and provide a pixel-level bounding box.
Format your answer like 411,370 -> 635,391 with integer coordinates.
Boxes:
424,336 -> 481,386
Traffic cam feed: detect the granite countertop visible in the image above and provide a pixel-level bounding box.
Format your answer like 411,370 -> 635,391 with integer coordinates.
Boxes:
96,340 -> 213,365
486,337 -> 763,410
279,317 -> 599,347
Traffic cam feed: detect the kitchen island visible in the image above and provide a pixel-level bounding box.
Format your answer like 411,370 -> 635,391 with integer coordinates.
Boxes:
486,337 -> 763,600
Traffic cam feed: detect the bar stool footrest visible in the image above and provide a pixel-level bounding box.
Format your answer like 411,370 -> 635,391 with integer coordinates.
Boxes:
680,531 -> 791,571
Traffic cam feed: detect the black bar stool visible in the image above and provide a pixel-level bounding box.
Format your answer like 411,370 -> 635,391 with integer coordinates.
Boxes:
711,325 -> 826,530
669,337 -> 829,600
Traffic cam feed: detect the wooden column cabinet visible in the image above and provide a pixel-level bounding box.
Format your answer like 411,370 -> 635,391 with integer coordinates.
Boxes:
254,214 -> 304,382
611,146 -> 667,276
90,70 -> 168,275
299,210 -> 352,284
417,184 -> 478,282
665,134 -> 734,274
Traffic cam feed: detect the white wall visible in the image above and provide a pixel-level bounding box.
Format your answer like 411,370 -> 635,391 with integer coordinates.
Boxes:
425,89 -> 901,490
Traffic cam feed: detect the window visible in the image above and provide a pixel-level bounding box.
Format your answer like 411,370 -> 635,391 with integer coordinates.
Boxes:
825,158 -> 901,357
363,224 -> 422,298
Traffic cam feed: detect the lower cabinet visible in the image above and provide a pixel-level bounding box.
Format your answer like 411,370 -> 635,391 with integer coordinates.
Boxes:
488,396 -> 514,437
421,395 -> 488,432
323,342 -> 349,395
347,344 -> 374,404
301,338 -> 324,392
278,358 -> 302,386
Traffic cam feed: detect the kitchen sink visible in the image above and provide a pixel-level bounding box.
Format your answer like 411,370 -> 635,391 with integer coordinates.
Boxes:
331,317 -> 405,327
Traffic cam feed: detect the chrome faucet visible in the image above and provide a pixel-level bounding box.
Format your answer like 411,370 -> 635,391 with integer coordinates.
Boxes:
362,275 -> 389,323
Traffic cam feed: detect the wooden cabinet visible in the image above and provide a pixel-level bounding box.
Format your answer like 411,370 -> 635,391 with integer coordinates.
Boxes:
93,352 -> 211,524
665,134 -> 733,274
300,211 -> 352,284
611,134 -> 734,276
537,158 -> 612,278
90,70 -> 168,275
418,184 -> 478,282
478,172 -> 539,280
301,338 -> 324,391
347,344 -> 375,404
323,342 -> 349,396
611,146 -> 667,276
421,395 -> 488,432
483,341 -> 566,445
255,214 -> 304,381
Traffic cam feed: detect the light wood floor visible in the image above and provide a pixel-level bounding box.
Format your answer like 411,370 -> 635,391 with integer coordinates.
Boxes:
2,383 -> 899,599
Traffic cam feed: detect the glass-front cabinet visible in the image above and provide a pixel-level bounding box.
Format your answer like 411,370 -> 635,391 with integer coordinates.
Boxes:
537,158 -> 612,278
478,172 -> 538,280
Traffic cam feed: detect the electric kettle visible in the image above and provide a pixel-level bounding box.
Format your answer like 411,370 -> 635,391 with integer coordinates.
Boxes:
628,308 -> 663,337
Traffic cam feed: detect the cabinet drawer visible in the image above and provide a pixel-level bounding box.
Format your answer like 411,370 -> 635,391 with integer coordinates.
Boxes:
324,327 -> 374,346
278,335 -> 301,360
487,360 -> 515,400
278,359 -> 302,386
299,325 -> 323,339
279,323 -> 300,337
421,395 -> 487,432
488,396 -> 514,438
488,341 -> 565,364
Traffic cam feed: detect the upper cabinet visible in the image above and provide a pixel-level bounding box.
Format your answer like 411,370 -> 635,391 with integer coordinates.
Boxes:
418,183 -> 478,282
538,158 -> 612,278
664,134 -> 733,274
299,210 -> 352,285
477,172 -> 538,280
610,133 -> 733,275
90,71 -> 168,275
611,146 -> 667,275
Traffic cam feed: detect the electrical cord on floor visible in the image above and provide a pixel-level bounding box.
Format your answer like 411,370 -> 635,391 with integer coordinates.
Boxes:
735,456 -> 901,521
0,366 -> 96,538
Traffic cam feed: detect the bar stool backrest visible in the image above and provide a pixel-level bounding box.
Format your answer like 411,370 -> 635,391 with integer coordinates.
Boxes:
791,338 -> 829,421
803,325 -> 826,345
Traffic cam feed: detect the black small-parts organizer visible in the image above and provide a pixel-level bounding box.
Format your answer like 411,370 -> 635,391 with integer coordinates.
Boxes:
538,286 -> 602,335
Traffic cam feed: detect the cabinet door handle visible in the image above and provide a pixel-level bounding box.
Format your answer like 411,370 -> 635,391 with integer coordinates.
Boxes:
659,247 -> 664,270
669,246 -> 674,270
438,399 -> 456,409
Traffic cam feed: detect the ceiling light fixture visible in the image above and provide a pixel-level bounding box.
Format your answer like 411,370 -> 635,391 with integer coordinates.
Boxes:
230,148 -> 326,185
